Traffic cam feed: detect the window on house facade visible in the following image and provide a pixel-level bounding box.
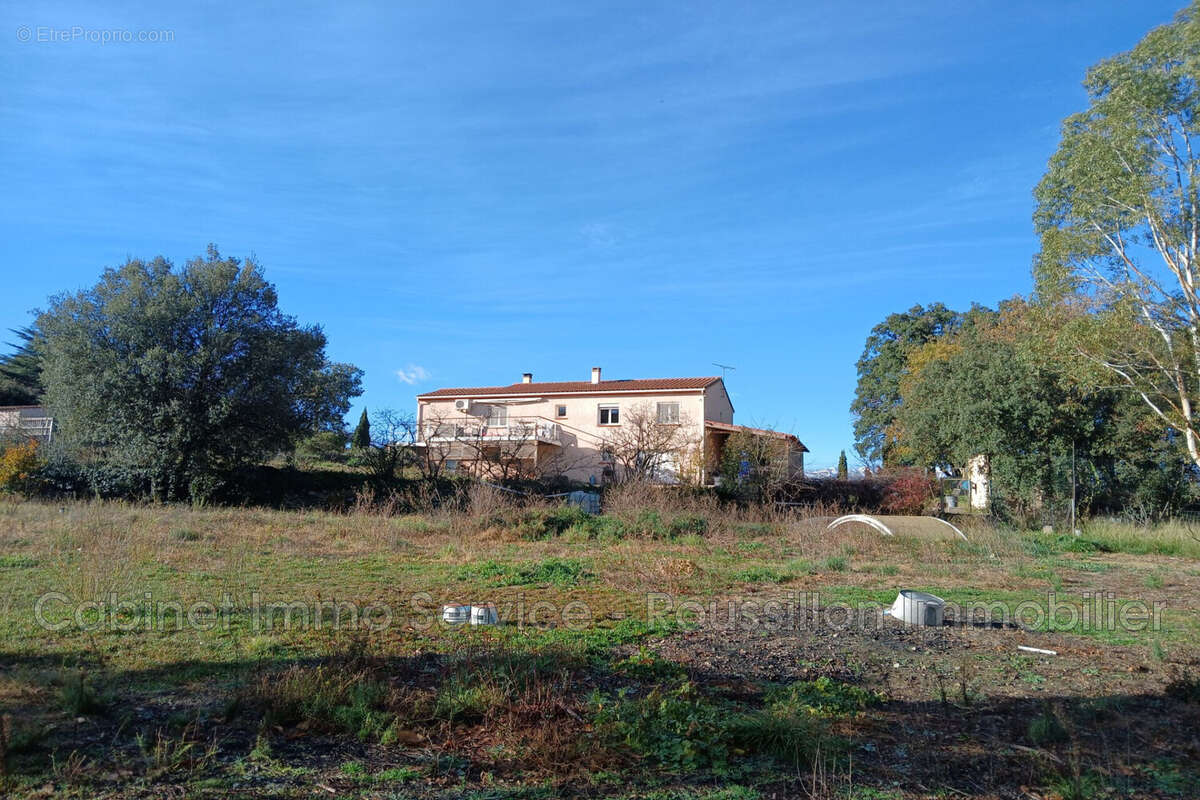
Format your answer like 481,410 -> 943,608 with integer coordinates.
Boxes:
598,405 -> 620,425
657,401 -> 680,424
555,405 -> 567,418
485,405 -> 507,427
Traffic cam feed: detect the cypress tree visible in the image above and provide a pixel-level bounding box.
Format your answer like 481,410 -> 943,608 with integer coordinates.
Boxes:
351,408 -> 370,449
837,450 -> 849,480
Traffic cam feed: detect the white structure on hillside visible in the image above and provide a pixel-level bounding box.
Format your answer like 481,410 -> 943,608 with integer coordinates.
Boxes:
967,454 -> 990,510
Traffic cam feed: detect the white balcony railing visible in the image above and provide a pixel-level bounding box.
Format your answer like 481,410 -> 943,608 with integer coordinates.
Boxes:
0,416 -> 54,442
419,417 -> 562,446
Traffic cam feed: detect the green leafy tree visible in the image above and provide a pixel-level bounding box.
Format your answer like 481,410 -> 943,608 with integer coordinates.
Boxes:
351,408 -> 371,449
37,246 -> 363,501
1035,1 -> 1200,470
0,327 -> 43,406
295,430 -> 350,464
851,303 -> 961,467
836,450 -> 848,480
896,301 -> 1193,523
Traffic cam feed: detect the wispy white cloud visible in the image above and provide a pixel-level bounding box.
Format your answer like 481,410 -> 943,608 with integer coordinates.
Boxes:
579,221 -> 618,247
395,365 -> 431,384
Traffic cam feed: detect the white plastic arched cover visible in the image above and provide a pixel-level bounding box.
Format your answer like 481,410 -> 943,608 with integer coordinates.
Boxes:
924,516 -> 968,541
826,514 -> 894,537
825,514 -> 967,541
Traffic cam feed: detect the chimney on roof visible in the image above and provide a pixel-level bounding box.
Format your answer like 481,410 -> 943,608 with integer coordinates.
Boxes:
522,372 -> 533,384
591,366 -> 602,384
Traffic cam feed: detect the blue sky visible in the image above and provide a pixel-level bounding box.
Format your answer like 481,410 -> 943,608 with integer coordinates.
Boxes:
0,1 -> 1184,470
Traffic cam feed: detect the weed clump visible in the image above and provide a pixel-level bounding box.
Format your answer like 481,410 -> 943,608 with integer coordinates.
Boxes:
250,664 -> 397,741
765,677 -> 883,717
1027,707 -> 1068,745
60,671 -> 106,716
590,677 -> 858,772
509,506 -> 592,540
822,555 -> 849,572
454,557 -> 591,587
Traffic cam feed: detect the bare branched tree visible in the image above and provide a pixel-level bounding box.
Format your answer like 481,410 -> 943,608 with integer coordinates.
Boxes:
601,402 -> 697,484
412,406 -> 456,482
716,428 -> 792,500
455,414 -> 544,483
360,408 -> 417,485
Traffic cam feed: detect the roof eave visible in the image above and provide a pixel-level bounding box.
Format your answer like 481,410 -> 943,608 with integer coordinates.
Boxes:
417,384 -> 717,400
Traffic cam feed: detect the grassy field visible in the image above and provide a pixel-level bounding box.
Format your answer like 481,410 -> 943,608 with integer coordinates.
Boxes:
0,489 -> 1198,799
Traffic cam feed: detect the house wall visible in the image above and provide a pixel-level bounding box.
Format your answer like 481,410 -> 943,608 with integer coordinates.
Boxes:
788,448 -> 805,479
703,381 -> 734,424
418,389 -> 714,483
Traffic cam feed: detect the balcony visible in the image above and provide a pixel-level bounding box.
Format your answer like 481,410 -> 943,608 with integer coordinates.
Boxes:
419,416 -> 562,446
0,415 -> 53,443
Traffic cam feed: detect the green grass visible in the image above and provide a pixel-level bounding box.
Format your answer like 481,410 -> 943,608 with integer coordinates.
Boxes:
590,677 -> 848,773
822,555 -> 849,572
253,663 -> 396,741
1075,519 -> 1200,559
1,499 -> 1198,798
453,557 -> 592,586
729,559 -> 812,584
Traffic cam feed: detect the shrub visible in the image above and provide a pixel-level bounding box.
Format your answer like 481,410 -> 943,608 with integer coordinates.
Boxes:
0,440 -> 41,495
632,509 -> 669,538
880,468 -> 937,514
510,506 -> 592,540
578,514 -> 628,540
294,431 -> 350,464
668,513 -> 708,538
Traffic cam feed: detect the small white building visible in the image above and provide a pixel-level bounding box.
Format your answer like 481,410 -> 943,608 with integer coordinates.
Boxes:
967,454 -> 990,510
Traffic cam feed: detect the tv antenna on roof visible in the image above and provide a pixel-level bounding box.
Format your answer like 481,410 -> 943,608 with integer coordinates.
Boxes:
712,362 -> 736,379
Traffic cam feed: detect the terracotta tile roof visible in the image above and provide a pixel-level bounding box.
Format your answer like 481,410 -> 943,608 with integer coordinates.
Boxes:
705,420 -> 809,452
418,376 -> 721,398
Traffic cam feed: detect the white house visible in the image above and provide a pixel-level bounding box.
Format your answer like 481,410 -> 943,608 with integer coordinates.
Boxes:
415,367 -> 806,484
